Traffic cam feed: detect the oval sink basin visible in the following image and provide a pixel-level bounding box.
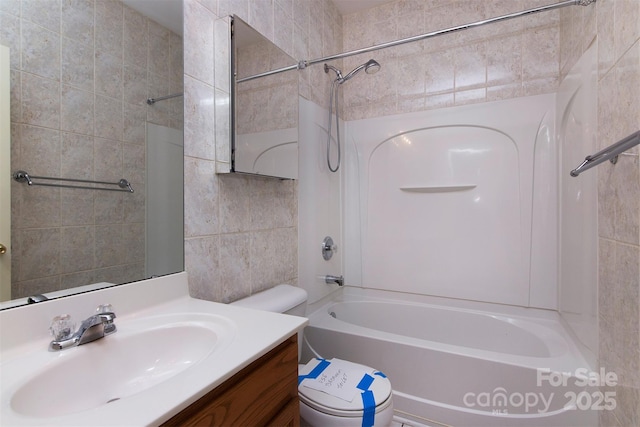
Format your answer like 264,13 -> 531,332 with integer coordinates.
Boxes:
9,313 -> 235,418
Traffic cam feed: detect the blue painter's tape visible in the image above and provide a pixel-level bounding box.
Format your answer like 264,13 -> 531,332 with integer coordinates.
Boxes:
360,390 -> 376,427
357,373 -> 375,391
298,358 -> 331,385
357,373 -> 376,427
374,371 -> 387,378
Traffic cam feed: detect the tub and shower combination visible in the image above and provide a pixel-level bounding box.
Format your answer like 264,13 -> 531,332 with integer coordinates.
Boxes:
302,289 -> 595,427
298,89 -> 598,426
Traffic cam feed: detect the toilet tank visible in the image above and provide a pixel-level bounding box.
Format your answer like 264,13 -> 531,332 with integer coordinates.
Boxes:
231,284 -> 307,316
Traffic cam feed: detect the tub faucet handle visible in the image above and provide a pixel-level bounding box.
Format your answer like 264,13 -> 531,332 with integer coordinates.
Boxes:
322,236 -> 338,260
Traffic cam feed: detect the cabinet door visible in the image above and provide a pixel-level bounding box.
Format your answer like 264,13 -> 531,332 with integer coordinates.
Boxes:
267,398 -> 300,427
163,336 -> 299,427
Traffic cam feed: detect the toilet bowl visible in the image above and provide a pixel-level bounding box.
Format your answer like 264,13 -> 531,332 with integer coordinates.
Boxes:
232,284 -> 394,427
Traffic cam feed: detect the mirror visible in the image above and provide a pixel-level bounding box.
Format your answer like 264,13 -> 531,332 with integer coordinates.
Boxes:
230,16 -> 298,180
0,0 -> 184,309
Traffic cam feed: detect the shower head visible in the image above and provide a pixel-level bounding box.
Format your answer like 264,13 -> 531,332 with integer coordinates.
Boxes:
324,59 -> 381,84
364,59 -> 381,74
342,59 -> 381,82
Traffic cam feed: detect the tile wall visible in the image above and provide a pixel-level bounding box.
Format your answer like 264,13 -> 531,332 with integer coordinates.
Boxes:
340,0 -> 562,120
183,0 -> 342,303
560,1 -> 640,425
1,0 -> 182,298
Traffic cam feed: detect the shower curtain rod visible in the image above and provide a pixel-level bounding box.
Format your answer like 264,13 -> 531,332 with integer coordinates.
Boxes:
236,0 -> 595,83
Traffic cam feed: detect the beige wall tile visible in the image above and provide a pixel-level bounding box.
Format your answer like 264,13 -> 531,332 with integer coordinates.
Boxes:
122,223 -> 145,263
19,124 -> 60,176
61,189 -> 94,226
612,155 -> 640,245
123,63 -> 147,107
61,270 -> 96,290
95,224 -> 124,268
61,0 -> 94,45
123,5 -> 148,69
18,228 -> 60,281
94,191 -> 123,224
184,156 -> 219,237
60,226 -> 95,274
61,132 -> 93,180
94,137 -> 123,182
123,103 -> 146,144
214,88 -> 230,162
95,0 -> 123,57
185,236 -> 220,300
21,73 -> 60,128
95,50 -> 123,98
94,95 -> 123,140
10,70 -> 21,123
219,174 -> 251,233
218,233 -> 251,303
184,75 -> 215,159
60,85 -> 94,135
148,21 -> 172,80
61,36 -> 94,91
249,0 -> 274,43
13,0 -> 41,26
184,0 -> 215,86
21,19 -> 60,80
19,187 -> 60,229
614,0 -> 640,61
123,189 -> 145,224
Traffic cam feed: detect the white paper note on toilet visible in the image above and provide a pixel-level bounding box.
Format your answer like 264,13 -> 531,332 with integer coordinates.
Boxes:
302,359 -> 366,402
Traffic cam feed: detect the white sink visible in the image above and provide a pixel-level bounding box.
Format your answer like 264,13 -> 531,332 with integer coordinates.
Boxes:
0,273 -> 307,426
6,313 -> 236,418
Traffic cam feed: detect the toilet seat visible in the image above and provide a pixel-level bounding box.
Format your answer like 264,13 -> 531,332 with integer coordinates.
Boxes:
298,359 -> 393,418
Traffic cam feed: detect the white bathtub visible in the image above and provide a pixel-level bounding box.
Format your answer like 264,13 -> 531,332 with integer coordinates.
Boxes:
302,288 -> 598,427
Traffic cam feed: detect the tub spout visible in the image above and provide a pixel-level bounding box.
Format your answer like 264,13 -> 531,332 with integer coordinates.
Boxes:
325,275 -> 344,286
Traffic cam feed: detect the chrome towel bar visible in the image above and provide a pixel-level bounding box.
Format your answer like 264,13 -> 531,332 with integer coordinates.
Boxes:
570,130 -> 640,177
13,170 -> 134,193
146,92 -> 183,105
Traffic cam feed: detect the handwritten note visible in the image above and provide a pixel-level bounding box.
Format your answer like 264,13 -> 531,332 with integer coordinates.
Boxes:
301,359 -> 368,402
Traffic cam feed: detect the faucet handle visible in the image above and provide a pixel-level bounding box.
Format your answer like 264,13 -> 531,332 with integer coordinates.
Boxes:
96,304 -> 114,314
96,304 -> 117,335
49,314 -> 76,341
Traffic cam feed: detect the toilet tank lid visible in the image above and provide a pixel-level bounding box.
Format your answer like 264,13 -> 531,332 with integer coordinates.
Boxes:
231,284 -> 307,313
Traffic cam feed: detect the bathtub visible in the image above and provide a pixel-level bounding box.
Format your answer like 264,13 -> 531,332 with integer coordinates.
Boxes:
302,287 -> 598,427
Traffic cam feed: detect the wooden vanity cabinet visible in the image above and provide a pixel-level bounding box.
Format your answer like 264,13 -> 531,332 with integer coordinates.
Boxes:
162,335 -> 300,427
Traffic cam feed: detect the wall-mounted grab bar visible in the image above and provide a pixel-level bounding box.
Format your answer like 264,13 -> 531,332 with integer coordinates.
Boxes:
13,170 -> 134,193
570,130 -> 640,177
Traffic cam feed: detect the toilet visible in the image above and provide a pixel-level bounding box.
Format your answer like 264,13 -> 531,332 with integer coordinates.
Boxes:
232,284 -> 394,427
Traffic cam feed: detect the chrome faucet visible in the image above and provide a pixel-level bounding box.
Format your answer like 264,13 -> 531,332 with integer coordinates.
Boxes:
325,275 -> 344,286
49,304 -> 117,351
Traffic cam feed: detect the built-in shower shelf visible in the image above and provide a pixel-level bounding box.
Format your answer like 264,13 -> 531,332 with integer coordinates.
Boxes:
400,185 -> 477,193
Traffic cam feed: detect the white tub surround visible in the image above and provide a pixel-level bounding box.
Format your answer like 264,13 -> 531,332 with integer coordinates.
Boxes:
298,97 -> 344,305
557,42 -> 598,366
303,287 -> 597,427
0,272 -> 307,426
344,94 -> 558,309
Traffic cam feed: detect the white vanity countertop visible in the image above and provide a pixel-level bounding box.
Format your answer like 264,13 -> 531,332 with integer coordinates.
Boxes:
0,272 -> 308,426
